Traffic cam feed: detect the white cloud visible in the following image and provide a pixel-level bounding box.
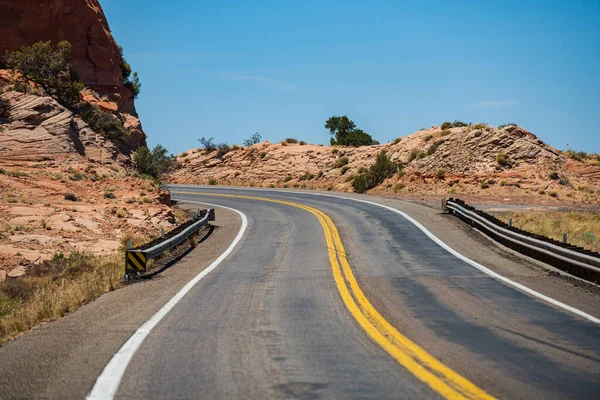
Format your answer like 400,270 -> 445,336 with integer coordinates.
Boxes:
467,100 -> 519,108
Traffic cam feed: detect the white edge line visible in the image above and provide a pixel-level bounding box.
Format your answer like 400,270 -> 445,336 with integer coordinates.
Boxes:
171,185 -> 600,324
86,201 -> 248,400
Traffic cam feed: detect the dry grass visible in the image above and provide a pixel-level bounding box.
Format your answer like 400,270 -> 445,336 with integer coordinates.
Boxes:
0,253 -> 122,344
492,210 -> 600,252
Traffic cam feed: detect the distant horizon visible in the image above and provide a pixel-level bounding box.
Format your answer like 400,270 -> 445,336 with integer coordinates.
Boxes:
101,0 -> 600,155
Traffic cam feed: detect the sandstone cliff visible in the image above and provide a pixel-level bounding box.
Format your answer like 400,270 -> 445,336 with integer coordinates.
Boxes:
0,0 -> 145,147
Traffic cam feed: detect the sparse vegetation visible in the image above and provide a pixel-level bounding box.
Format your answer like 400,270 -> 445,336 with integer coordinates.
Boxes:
64,192 -> 78,201
118,45 -> 141,98
333,157 -> 350,169
492,211 -> 600,252
393,182 -> 406,192
563,149 -> 600,166
496,152 -> 512,167
198,136 -> 217,152
133,144 -> 176,181
216,143 -> 232,158
283,176 -> 293,182
427,139 -> 445,155
436,169 -> 446,179
243,132 -> 262,147
498,123 -> 517,129
440,121 -> 467,130
351,151 -> 398,193
0,252 -> 122,344
283,138 -> 298,144
208,178 -> 218,185
77,103 -> 130,144
393,137 -> 402,145
103,191 -> 116,199
299,172 -> 315,181
408,149 -> 426,162
325,115 -> 378,147
340,166 -> 350,175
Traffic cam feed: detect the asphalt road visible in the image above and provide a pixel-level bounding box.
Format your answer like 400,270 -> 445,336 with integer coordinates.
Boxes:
117,186 -> 599,399
1,186 -> 599,399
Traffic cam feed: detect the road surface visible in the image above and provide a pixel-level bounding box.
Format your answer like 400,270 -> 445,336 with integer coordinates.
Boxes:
2,186 -> 599,399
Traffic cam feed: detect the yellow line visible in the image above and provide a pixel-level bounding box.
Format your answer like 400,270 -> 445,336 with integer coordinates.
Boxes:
172,191 -> 495,400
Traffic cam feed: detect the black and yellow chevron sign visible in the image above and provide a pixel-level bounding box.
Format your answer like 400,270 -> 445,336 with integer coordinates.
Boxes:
126,251 -> 147,273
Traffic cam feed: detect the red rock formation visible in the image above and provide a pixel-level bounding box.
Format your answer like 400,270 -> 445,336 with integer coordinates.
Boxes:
0,0 -> 145,147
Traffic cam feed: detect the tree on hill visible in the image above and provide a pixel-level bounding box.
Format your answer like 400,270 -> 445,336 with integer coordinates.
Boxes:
118,45 -> 142,98
6,40 -> 84,108
325,115 -> 378,146
133,144 -> 176,181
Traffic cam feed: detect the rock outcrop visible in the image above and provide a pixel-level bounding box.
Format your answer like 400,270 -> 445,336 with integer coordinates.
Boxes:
0,91 -> 127,164
0,0 -> 145,146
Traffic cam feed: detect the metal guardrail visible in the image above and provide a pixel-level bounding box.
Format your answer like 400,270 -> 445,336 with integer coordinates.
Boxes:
443,198 -> 600,283
125,209 -> 215,277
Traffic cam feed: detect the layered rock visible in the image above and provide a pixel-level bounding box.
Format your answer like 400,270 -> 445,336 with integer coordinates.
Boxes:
0,91 -> 127,164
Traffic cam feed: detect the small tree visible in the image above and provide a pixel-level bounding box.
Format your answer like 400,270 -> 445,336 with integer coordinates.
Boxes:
6,40 -> 84,108
326,115 -> 377,147
118,45 -> 142,99
351,151 -> 398,193
243,132 -> 262,146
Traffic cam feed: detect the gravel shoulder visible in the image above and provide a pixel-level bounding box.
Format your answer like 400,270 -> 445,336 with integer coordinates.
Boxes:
0,205 -> 241,400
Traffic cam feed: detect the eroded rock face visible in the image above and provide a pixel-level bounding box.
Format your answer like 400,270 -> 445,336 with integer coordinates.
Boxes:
0,91 -> 127,163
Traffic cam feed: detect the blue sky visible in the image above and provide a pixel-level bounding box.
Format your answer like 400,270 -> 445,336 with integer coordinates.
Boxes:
101,0 -> 600,154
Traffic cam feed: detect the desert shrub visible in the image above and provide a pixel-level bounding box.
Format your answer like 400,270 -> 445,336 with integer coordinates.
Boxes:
548,171 -> 560,180
424,134 -> 434,142
473,123 -> 487,130
284,138 -> 298,144
440,122 -> 452,130
498,123 -> 517,129
299,140 -> 307,145
548,191 -> 558,198
480,182 -> 490,189
208,178 -> 218,185
496,152 -> 512,167
559,178 -> 571,186
260,152 -> 267,158
472,131 -> 483,138
408,149 -> 426,162
393,182 -> 405,192
351,151 -> 398,193
427,139 -> 445,155
358,167 -> 368,173
198,136 -> 216,152
64,192 -> 78,201
393,138 -> 402,144
133,144 -> 176,181
77,103 -> 130,144
216,143 -> 232,158
118,46 -> 141,98
331,148 -> 339,154
69,172 -> 87,181
436,169 -> 446,179
440,129 -> 451,137
6,40 -> 84,108
451,120 -> 468,127
180,152 -> 189,158
283,176 -> 293,182
340,166 -> 350,175
299,172 -> 315,181
333,157 -> 350,169
243,132 -> 262,146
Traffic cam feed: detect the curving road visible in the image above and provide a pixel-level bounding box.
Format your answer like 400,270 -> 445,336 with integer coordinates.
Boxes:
84,185 -> 600,400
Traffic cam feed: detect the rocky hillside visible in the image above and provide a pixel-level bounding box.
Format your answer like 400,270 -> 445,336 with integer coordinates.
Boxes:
170,125 -> 600,206
0,0 -> 145,148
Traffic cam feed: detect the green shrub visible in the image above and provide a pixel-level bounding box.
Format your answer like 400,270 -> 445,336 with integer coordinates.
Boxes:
77,103 -> 130,144
198,137 -> 216,152
548,171 -> 560,180
299,141 -> 307,145
440,122 -> 453,130
340,166 -> 350,175
326,115 -> 378,146
498,123 -> 517,129
208,178 -> 218,185
216,143 -> 232,158
408,149 -> 426,162
333,157 -> 350,169
436,169 -> 446,179
103,191 -> 116,199
393,137 -> 402,144
284,138 -> 298,144
393,182 -> 405,192
260,152 -> 267,159
283,176 -> 293,182
299,172 -> 315,181
69,172 -> 87,181
351,151 -> 398,193
133,144 -> 176,181
473,123 -> 487,130
118,46 -> 141,98
6,40 -> 84,109
496,152 -> 512,167
64,192 -> 78,201
424,134 -> 434,142
439,129 -> 451,137
427,139 -> 445,155
331,148 -> 339,154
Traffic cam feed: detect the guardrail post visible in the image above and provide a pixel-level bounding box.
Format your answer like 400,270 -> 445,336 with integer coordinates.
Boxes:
562,233 -> 568,244
508,218 -> 512,227
161,228 -> 165,239
209,208 -> 216,221
442,198 -> 448,213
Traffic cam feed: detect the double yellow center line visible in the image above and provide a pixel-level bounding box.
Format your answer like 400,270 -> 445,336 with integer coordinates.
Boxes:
173,192 -> 495,400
